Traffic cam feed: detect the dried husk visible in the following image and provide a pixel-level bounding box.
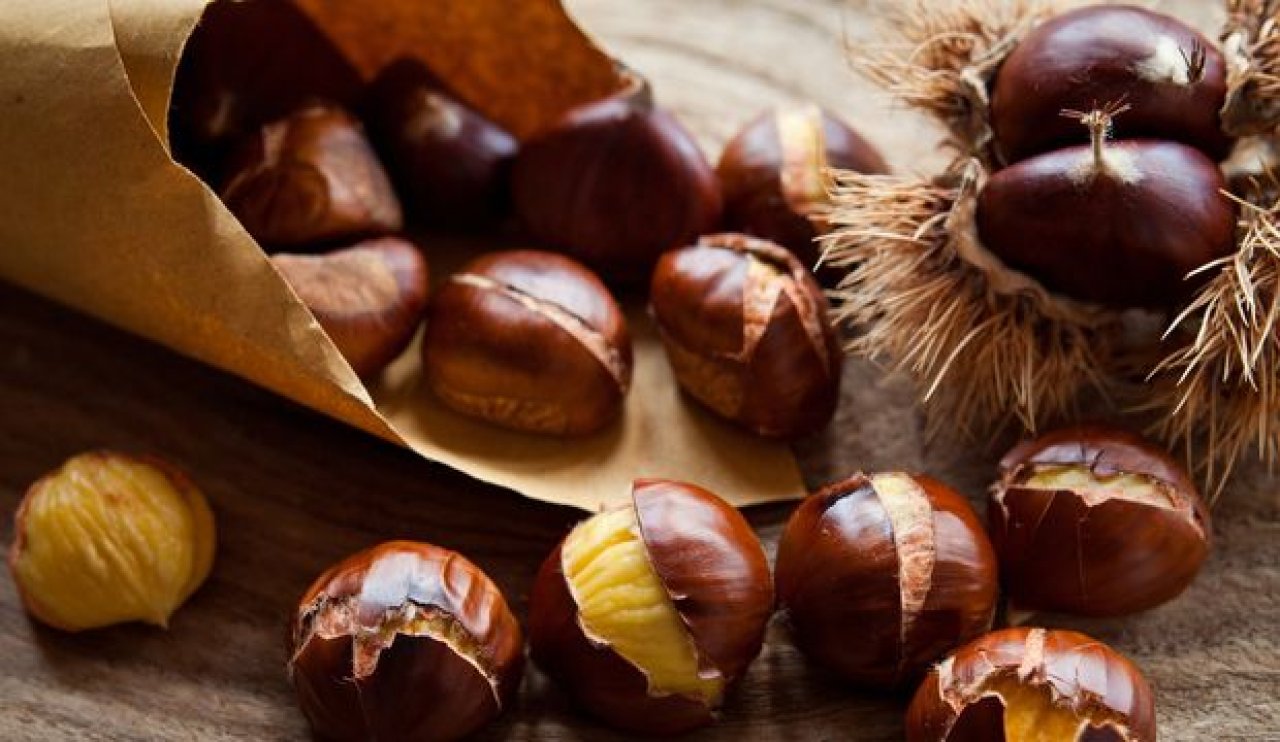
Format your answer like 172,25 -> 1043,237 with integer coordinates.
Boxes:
1221,0 -> 1280,136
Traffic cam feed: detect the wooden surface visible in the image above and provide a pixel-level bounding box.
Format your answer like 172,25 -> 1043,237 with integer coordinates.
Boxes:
1,0 -> 1278,739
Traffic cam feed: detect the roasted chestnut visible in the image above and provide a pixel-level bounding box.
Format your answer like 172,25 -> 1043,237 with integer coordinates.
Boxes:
989,425 -> 1210,617
650,233 -> 841,438
990,4 -> 1231,163
220,104 -> 403,249
287,541 -> 523,742
422,250 -> 632,435
528,479 -> 773,734
365,59 -> 518,231
510,78 -> 722,284
776,472 -> 997,688
977,105 -> 1236,309
906,627 -> 1156,742
718,104 -> 888,273
272,237 -> 429,378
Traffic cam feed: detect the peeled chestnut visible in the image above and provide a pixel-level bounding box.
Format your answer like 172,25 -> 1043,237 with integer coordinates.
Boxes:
977,106 -> 1236,309
221,104 -> 403,249
650,233 -> 841,438
989,425 -> 1210,617
287,541 -> 523,742
528,480 -> 773,734
718,104 -> 888,273
907,627 -> 1156,742
272,237 -> 428,378
990,4 -> 1231,163
776,472 -> 997,688
365,59 -> 518,231
422,250 -> 632,435
511,78 -> 722,284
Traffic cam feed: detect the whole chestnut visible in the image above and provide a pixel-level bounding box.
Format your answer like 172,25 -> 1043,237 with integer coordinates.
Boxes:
271,237 -> 429,378
717,104 -> 888,273
528,479 -> 773,735
650,233 -> 842,438
365,59 -> 518,231
776,472 -> 997,689
510,78 -> 722,284
990,4 -> 1231,164
977,106 -> 1236,309
989,424 -> 1210,617
220,104 -> 403,249
422,250 -> 632,435
906,627 -> 1156,742
287,541 -> 523,742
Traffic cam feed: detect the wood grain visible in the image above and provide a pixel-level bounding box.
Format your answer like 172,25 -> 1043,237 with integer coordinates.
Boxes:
1,0 -> 1277,739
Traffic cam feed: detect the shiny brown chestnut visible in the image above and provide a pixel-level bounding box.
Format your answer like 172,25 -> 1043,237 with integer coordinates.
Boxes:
977,106 -> 1236,309
272,237 -> 429,378
989,425 -> 1210,617
650,233 -> 842,438
510,78 -> 722,284
990,4 -> 1231,164
422,250 -> 632,435
365,59 -> 518,231
220,104 -> 403,249
776,472 -> 997,689
287,541 -> 524,742
718,104 -> 888,274
906,627 -> 1156,742
528,479 -> 773,734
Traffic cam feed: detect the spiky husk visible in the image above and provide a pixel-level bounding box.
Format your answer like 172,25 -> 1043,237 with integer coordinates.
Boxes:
1222,1 -> 1280,136
1149,193 -> 1280,498
823,161 -> 1119,438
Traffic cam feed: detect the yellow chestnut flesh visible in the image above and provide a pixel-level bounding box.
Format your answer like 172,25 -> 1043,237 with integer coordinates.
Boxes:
8,452 -> 216,631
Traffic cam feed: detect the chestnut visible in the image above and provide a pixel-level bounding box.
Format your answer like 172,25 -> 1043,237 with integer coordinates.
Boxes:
272,237 -> 429,378
364,59 -> 518,231
528,479 -> 773,734
990,4 -> 1231,164
989,424 -> 1210,617
650,233 -> 842,438
220,104 -> 404,249
906,627 -> 1156,742
776,472 -> 997,689
717,104 -> 888,274
977,105 -> 1236,309
287,541 -> 523,742
422,250 -> 632,435
510,78 -> 722,284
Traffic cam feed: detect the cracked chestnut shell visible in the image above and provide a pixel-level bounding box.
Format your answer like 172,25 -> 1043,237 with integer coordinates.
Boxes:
272,237 -> 429,378
718,104 -> 888,274
989,425 -> 1210,617
510,79 -> 722,284
365,59 -> 518,231
287,541 -> 523,742
422,250 -> 632,435
528,479 -> 773,735
776,472 -> 997,688
650,233 -> 842,438
221,104 -> 403,249
990,4 -> 1231,164
906,627 -> 1156,742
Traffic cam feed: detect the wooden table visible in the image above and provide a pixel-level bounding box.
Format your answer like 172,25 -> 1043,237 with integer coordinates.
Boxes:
1,0 -> 1277,738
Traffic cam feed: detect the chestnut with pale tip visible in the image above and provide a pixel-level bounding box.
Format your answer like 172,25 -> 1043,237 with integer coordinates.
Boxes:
718,104 -> 888,274
272,237 -> 429,379
422,250 -> 632,436
650,233 -> 842,438
527,479 -> 774,735
989,425 -> 1210,617
510,76 -> 722,284
220,104 -> 403,249
906,627 -> 1157,742
776,472 -> 997,689
287,541 -> 524,742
